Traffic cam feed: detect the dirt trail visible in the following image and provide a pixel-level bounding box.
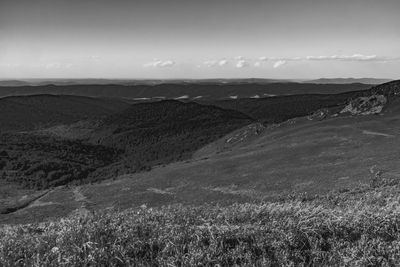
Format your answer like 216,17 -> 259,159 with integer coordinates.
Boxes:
0,190 -> 51,215
71,187 -> 94,216
362,130 -> 394,138
27,193 -> 58,208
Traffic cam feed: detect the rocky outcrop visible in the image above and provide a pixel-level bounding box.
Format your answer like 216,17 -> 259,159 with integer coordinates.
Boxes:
307,108 -> 330,121
225,123 -> 265,145
340,95 -> 387,115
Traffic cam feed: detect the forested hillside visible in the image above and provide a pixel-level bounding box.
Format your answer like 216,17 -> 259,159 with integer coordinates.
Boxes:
0,95 -> 129,132
90,100 -> 253,168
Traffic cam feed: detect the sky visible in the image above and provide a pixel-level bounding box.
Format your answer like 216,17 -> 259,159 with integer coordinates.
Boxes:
0,0 -> 399,79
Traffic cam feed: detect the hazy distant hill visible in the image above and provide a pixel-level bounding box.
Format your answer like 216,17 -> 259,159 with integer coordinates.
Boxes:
0,83 -> 371,100
305,78 -> 392,84
0,78 -> 298,87
0,80 -> 31,87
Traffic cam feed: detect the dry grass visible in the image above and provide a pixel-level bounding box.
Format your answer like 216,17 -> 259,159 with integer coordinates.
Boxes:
1,175 -> 400,266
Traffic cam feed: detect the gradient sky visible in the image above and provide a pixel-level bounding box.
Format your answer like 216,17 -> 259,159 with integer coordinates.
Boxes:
1,0 -> 399,79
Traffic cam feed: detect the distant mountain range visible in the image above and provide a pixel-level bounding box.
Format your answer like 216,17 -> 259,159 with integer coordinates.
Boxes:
0,78 -> 297,87
0,83 -> 371,100
0,78 -> 393,87
305,78 -> 393,84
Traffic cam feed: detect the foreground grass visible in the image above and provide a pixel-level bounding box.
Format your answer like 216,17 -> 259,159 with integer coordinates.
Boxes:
1,181 -> 400,266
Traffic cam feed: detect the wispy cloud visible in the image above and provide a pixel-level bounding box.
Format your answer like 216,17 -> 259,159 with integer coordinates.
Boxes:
305,54 -> 381,61
273,60 -> 286,68
258,54 -> 398,69
144,59 -> 176,68
203,59 -> 229,67
261,54 -> 396,63
43,63 -> 73,69
144,54 -> 397,70
203,60 -> 217,67
218,59 -> 228,66
236,59 -> 249,68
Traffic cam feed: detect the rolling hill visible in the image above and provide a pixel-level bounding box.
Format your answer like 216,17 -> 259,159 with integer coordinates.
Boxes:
207,80 -> 400,123
0,99 -> 253,194
305,78 -> 392,84
1,80 -> 400,224
0,78 -> 297,87
0,94 -> 130,132
0,82 -> 371,100
89,100 -> 253,164
206,93 -> 352,123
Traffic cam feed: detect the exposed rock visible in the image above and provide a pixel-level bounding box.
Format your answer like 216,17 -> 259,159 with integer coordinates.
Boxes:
340,95 -> 387,115
225,123 -> 265,145
307,108 -> 330,121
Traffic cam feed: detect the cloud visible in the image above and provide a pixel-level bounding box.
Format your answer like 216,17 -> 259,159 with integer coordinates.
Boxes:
257,54 -> 397,68
218,59 -> 228,66
144,59 -> 176,68
90,55 -> 101,61
305,54 -> 381,61
203,59 -> 229,67
44,63 -> 73,69
236,60 -> 249,68
203,60 -> 217,67
273,60 -> 286,68
262,54 -> 394,63
210,54 -> 391,68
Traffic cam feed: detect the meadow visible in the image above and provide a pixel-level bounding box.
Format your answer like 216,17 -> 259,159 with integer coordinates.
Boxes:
1,174 -> 399,266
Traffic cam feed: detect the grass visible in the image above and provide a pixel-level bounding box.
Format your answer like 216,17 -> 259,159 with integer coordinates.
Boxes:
1,175 -> 400,266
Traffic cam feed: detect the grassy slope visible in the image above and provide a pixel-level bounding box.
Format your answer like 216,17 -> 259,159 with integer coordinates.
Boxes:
1,177 -> 400,266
